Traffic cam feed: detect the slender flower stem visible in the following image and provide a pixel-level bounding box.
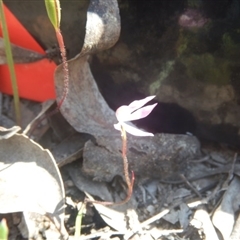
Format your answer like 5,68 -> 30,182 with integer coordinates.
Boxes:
121,126 -> 130,186
86,125 -> 134,206
27,29 -> 69,137
44,0 -> 68,109
55,29 -> 68,109
120,125 -> 134,203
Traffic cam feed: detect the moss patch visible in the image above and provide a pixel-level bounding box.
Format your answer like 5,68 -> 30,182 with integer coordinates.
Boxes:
182,53 -> 231,85
221,33 -> 240,60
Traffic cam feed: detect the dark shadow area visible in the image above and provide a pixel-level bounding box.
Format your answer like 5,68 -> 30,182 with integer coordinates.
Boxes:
91,60 -> 197,135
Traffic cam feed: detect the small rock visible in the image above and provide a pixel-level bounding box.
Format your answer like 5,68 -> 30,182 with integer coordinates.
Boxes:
146,205 -> 155,215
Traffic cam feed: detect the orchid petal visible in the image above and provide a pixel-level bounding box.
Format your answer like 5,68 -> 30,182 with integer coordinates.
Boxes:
115,105 -> 132,122
128,96 -> 156,112
122,103 -> 158,121
122,122 -> 154,137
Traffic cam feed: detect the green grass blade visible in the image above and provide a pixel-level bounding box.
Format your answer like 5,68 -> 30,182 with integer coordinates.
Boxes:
74,203 -> 85,237
0,1 -> 21,126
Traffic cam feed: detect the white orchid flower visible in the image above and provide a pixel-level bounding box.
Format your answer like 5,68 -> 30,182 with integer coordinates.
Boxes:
114,96 -> 157,136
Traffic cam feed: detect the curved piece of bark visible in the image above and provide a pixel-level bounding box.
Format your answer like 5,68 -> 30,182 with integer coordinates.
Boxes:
55,0 -> 120,136
79,0 -> 121,57
0,133 -> 67,239
55,54 -> 116,136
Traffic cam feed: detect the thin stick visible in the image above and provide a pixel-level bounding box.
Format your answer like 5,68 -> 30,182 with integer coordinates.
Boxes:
179,174 -> 202,198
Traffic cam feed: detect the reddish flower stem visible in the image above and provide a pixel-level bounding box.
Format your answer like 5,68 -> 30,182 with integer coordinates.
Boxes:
120,125 -> 134,202
27,29 -> 68,137
86,125 -> 134,206
55,29 -> 69,109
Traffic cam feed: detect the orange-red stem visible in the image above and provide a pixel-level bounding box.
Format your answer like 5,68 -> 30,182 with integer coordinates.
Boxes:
86,126 -> 134,206
55,29 -> 68,109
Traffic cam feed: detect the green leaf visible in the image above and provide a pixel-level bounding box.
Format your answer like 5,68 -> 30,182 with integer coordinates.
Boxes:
44,0 -> 61,29
0,219 -> 8,240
